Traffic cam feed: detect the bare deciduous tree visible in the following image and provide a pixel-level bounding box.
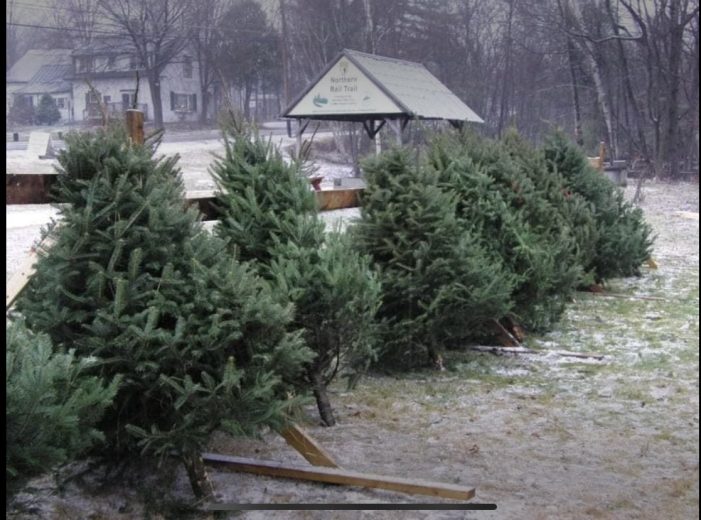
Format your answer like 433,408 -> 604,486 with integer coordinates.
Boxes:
99,0 -> 193,129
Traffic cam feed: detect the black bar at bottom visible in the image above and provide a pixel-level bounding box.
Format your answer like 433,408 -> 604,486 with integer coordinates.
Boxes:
203,503 -> 497,511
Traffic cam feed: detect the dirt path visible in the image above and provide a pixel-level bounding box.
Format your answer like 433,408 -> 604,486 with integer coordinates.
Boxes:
7,181 -> 699,520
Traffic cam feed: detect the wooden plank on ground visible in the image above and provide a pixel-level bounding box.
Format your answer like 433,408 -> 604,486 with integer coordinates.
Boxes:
584,291 -> 667,302
502,316 -> 525,342
490,319 -> 521,347
470,345 -> 604,360
202,453 -> 475,501
552,350 -> 605,360
278,424 -> 339,468
674,211 -> 699,221
470,345 -> 536,355
6,235 -> 56,310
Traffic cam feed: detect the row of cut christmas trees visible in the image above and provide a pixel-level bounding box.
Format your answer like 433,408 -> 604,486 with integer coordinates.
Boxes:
7,115 -> 653,498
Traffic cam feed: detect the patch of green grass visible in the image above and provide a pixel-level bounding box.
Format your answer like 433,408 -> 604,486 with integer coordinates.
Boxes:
558,362 -> 606,377
634,352 -> 672,371
668,476 -> 696,498
654,429 -> 684,446
606,497 -> 638,511
616,385 -> 652,403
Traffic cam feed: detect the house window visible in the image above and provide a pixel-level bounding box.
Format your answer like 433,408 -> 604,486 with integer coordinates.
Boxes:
56,98 -> 65,109
183,55 -> 193,79
107,56 -> 116,69
103,95 -> 111,104
121,92 -> 136,109
17,95 -> 33,107
76,56 -> 93,73
129,55 -> 139,69
86,91 -> 100,105
170,92 -> 197,112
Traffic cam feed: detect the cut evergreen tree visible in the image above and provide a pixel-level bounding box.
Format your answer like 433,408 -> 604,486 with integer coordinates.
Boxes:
542,131 -> 654,281
16,124 -> 312,498
353,148 -> 514,368
428,129 -> 587,332
268,231 -> 381,425
212,118 -> 380,426
6,319 -> 119,492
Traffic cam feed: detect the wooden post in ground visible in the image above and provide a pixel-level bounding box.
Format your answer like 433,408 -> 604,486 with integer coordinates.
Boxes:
387,118 -> 403,145
126,109 -> 145,145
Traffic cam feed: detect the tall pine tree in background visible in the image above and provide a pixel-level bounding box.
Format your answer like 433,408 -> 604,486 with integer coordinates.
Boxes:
35,94 -> 61,125
542,131 -> 654,281
16,125 -> 311,498
212,118 -> 380,426
353,148 -> 514,368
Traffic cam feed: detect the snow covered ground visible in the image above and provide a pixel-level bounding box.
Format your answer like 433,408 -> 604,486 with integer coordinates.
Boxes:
5,130 -> 699,519
6,179 -> 699,520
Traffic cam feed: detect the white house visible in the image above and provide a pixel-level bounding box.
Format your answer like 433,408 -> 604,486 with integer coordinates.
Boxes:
70,39 -> 203,124
7,42 -> 205,125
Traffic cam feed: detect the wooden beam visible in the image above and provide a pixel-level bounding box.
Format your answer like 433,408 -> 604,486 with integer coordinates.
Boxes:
362,119 -> 385,140
502,316 -> 525,342
184,188 -> 363,217
490,319 -> 521,347
278,424 -> 339,468
386,119 -> 404,145
315,188 -> 363,211
6,235 -> 56,310
580,291 -> 667,302
6,173 -> 57,204
202,453 -> 475,501
553,350 -> 605,360
470,345 -> 536,355
470,345 -> 605,360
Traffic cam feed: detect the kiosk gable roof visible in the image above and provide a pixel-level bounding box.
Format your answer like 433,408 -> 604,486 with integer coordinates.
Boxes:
283,49 -> 483,123
347,50 -> 483,123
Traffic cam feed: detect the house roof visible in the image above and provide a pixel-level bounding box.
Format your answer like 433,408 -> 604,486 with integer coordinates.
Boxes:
13,64 -> 73,95
6,49 -> 73,83
30,64 -> 73,83
283,49 -> 483,123
14,81 -> 72,95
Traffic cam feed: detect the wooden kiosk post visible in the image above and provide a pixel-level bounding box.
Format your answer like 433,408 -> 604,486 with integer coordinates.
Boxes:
126,109 -> 145,145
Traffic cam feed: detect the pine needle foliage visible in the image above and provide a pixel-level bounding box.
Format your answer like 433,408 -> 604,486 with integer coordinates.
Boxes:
353,148 -> 514,368
212,118 -> 320,266
6,319 -> 118,489
542,131 -> 654,281
427,129 -> 587,331
212,117 -> 380,426
15,125 -> 311,492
